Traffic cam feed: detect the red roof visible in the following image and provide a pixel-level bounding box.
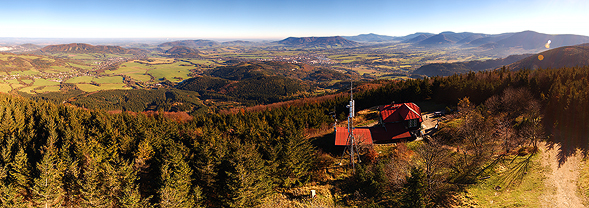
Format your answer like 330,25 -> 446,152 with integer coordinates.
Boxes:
335,123 -> 414,146
335,127 -> 373,146
370,123 -> 413,143
379,103 -> 422,123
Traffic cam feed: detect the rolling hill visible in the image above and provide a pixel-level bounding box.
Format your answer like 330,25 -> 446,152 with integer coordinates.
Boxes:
508,43 -> 589,70
342,33 -> 396,42
157,39 -> 218,48
176,61 -> 354,104
418,32 -> 481,45
402,31 -> 589,52
39,43 -> 143,54
164,46 -> 200,58
413,54 -> 532,77
277,36 -> 358,47
403,34 -> 434,43
480,31 -> 589,50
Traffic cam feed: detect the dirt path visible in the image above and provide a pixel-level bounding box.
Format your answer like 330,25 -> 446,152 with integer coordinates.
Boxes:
540,143 -> 585,208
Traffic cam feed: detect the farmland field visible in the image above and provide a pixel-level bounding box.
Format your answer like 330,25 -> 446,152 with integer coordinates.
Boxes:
0,83 -> 11,93
94,76 -> 124,84
36,85 -> 61,93
66,76 -> 94,83
146,62 -> 193,82
76,83 -> 131,92
32,79 -> 60,86
107,61 -> 152,82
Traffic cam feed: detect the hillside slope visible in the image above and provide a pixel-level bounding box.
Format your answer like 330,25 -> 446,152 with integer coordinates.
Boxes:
508,43 -> 589,70
158,39 -> 218,48
413,54 -> 531,77
277,36 -> 358,47
39,43 -> 143,54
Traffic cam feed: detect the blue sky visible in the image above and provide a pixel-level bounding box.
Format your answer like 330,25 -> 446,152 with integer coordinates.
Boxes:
1,0 -> 588,39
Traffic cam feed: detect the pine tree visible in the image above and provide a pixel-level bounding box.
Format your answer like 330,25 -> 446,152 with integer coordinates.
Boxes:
32,128 -> 66,207
400,167 -> 427,208
158,143 -> 201,208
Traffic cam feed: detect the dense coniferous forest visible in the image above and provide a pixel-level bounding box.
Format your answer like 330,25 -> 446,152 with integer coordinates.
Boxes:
1,65 -> 588,206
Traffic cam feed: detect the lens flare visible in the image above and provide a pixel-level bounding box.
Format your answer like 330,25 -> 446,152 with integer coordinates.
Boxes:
545,40 -> 551,49
538,54 -> 544,61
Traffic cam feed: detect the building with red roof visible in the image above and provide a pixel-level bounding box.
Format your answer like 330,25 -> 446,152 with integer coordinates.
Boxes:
335,102 -> 422,146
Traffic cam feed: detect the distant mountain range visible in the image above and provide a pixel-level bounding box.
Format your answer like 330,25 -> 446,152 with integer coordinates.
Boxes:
343,31 -> 589,51
39,43 -> 143,54
276,36 -> 358,47
158,40 -> 218,48
342,33 -> 396,42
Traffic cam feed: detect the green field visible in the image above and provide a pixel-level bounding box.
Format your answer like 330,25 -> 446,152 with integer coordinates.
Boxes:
145,62 -> 193,82
50,66 -> 72,73
94,76 -> 124,84
67,63 -> 93,70
36,85 -> 61,93
10,70 -> 41,76
22,79 -> 33,84
6,80 -> 20,84
108,62 -> 152,82
0,83 -> 11,93
66,76 -> 95,83
76,83 -> 131,92
33,79 -> 60,86
459,154 -> 546,207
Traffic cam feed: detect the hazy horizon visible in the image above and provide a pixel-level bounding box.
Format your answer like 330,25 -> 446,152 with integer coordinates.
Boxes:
1,0 -> 588,39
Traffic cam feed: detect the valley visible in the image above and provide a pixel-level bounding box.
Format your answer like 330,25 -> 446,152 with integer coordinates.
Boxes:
2,30 -> 589,207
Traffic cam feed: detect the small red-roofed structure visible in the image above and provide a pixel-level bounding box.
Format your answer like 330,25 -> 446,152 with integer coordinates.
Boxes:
335,102 -> 422,146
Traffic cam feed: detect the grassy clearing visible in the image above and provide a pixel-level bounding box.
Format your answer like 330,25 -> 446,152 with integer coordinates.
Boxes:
458,153 -> 546,207
21,79 -> 33,84
36,85 -> 61,93
50,66 -> 72,73
10,70 -> 41,76
136,58 -> 175,65
6,79 -> 20,84
76,83 -> 131,92
68,63 -> 93,70
109,61 -> 152,82
0,83 -> 12,93
578,158 -> 589,206
94,76 -> 124,84
33,79 -> 60,86
19,86 -> 38,94
66,76 -> 94,83
148,62 -> 193,82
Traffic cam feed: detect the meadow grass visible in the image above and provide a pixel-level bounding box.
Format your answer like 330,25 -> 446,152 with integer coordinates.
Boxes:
10,70 -> 41,76
148,62 -> 193,82
21,79 -> 33,84
136,58 -> 175,65
6,79 -> 20,84
109,61 -> 152,82
66,76 -> 94,83
50,66 -> 72,73
76,83 -> 131,92
0,84 -> 12,93
36,85 -> 61,93
578,158 -> 589,206
19,86 -> 38,94
458,153 -> 546,207
33,79 -> 60,86
94,76 -> 124,84
67,63 -> 93,70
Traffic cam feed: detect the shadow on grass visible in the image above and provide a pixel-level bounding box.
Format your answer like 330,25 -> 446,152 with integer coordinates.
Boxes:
491,154 -> 534,190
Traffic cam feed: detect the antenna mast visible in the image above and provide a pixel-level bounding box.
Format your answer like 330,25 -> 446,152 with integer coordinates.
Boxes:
342,80 -> 362,172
